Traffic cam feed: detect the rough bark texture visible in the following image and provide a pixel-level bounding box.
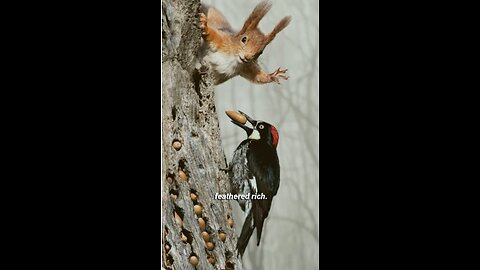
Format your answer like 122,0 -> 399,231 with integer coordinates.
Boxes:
162,0 -> 242,269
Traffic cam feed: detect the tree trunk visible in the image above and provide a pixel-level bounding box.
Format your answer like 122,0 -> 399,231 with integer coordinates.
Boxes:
161,0 -> 243,269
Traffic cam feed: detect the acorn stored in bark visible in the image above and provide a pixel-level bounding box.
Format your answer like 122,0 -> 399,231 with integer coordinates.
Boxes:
179,170 -> 188,180
172,141 -> 182,150
190,192 -> 197,202
181,233 -> 188,242
189,255 -> 199,266
227,217 -> 234,228
208,256 -> 216,264
219,232 -> 226,242
198,217 -> 206,231
206,241 -> 215,251
201,231 -> 210,242
193,205 -> 202,216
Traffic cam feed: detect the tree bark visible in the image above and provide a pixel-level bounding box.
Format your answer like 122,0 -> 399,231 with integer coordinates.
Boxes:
162,0 -> 242,269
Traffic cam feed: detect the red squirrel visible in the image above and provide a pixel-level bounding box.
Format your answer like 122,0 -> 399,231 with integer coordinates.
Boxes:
198,1 -> 291,85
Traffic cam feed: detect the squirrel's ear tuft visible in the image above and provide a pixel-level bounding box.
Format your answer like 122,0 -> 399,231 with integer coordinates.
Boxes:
265,16 -> 291,45
238,1 -> 272,35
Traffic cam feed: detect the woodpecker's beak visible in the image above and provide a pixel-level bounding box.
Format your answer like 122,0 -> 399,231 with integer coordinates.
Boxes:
231,120 -> 254,137
238,110 -> 257,126
235,111 -> 260,140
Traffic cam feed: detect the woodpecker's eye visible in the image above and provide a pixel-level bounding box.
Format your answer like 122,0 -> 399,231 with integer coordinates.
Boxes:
258,124 -> 264,130
241,36 -> 247,43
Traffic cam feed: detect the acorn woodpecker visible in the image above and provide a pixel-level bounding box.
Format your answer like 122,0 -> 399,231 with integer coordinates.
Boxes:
227,111 -> 280,257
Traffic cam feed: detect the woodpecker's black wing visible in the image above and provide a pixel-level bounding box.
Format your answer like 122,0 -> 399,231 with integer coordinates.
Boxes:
247,141 -> 280,246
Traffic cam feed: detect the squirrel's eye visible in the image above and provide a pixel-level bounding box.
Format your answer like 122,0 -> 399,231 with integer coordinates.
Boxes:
241,36 -> 247,43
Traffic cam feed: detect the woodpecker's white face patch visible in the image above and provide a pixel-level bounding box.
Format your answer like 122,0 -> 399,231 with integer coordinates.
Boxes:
248,129 -> 260,140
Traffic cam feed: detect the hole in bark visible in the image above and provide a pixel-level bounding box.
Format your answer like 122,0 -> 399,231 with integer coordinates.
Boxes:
181,228 -> 194,244
164,241 -> 171,253
192,69 -> 203,102
191,131 -> 198,137
204,225 -> 213,235
173,204 -> 184,226
203,217 -> 215,233
171,106 -> 177,121
165,253 -> 174,267
207,255 -> 216,265
166,173 -> 174,184
226,261 -> 235,270
169,189 -> 178,200
178,159 -> 188,173
174,204 -> 184,217
225,250 -> 233,260
226,215 -> 234,228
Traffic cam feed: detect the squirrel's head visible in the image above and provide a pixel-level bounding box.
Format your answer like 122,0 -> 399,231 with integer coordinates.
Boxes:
235,1 -> 291,63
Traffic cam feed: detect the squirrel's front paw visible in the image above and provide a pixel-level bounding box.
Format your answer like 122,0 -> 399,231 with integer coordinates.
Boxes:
199,13 -> 209,36
269,68 -> 289,84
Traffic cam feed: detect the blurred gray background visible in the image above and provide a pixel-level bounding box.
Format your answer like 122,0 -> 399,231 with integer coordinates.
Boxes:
205,0 -> 319,269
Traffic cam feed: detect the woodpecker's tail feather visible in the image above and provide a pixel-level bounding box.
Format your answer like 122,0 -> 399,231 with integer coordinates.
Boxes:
254,202 -> 265,246
237,211 -> 254,256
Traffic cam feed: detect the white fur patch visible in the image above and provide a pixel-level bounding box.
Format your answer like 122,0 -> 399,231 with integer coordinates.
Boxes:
204,51 -> 241,77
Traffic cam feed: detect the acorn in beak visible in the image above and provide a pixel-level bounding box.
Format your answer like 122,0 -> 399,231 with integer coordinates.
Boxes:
238,110 -> 257,126
225,110 -> 261,140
